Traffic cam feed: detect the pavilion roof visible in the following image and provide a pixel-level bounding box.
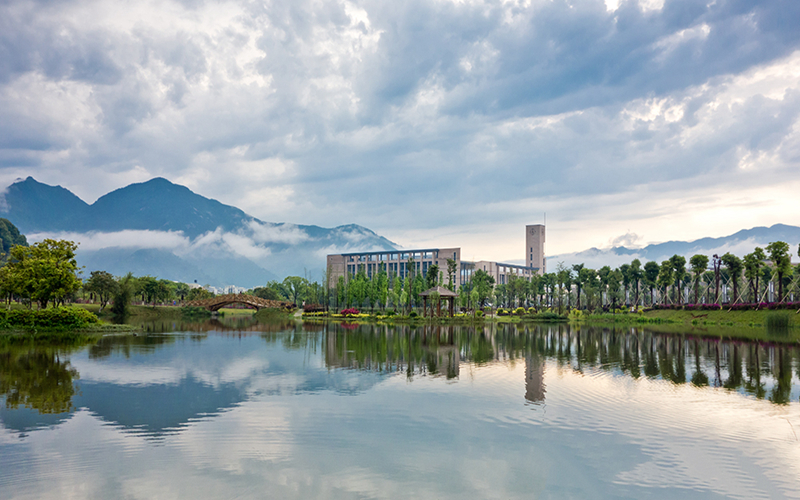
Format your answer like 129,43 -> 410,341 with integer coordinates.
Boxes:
419,286 -> 458,297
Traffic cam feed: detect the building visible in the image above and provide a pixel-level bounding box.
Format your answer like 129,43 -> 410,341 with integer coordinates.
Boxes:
326,224 -> 546,288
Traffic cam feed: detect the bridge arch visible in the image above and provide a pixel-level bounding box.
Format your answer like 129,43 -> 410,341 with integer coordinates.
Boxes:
184,294 -> 293,312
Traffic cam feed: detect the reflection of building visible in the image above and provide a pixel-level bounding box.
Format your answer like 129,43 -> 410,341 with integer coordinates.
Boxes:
327,224 -> 545,288
525,353 -> 546,403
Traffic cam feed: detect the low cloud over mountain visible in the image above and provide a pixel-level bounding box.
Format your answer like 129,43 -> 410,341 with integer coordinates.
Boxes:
1,177 -> 396,286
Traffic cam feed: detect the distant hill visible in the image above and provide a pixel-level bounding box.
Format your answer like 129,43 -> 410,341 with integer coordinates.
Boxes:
550,224 -> 800,269
0,177 -> 397,286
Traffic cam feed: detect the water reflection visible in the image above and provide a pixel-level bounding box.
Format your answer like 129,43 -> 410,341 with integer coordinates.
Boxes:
2,320 -> 800,500
3,322 -> 799,434
0,346 -> 79,414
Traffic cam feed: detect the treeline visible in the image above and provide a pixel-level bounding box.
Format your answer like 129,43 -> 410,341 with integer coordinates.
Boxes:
324,242 -> 800,313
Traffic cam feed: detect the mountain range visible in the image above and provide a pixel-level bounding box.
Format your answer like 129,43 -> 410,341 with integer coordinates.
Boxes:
2,176 -> 797,286
0,177 -> 397,287
549,224 -> 800,270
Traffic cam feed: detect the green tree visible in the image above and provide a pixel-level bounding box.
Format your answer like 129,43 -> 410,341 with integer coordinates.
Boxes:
766,241 -> 792,302
446,258 -> 457,291
572,263 -> 585,309
720,253 -> 744,304
111,272 -> 135,317
6,239 -> 82,309
608,269 -> 623,309
253,286 -> 282,301
689,254 -> 709,304
643,261 -> 660,306
472,269 -> 495,308
84,270 -> 119,311
174,282 -> 190,301
619,263 -> 631,305
630,259 -> 643,307
657,260 -> 674,305
670,255 -> 687,305
426,264 -> 440,290
283,276 -> 309,305
744,248 -> 766,302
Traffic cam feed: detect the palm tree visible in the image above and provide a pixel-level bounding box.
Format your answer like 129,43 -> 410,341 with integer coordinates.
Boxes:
689,254 -> 709,304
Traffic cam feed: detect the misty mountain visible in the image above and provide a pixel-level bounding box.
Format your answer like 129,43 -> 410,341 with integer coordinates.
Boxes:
550,224 -> 800,270
0,177 -> 397,286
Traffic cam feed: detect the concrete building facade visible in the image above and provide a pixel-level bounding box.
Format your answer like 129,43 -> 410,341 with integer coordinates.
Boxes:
327,224 -> 546,288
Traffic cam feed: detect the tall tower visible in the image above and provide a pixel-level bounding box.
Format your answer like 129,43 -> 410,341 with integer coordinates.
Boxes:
526,224 -> 546,274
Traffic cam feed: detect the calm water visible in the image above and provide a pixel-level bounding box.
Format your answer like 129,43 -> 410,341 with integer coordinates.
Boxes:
2,319 -> 800,499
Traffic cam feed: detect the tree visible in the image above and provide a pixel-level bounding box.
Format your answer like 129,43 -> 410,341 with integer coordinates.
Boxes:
607,269 -> 623,309
139,276 -> 159,307
689,254 -> 709,304
670,255 -> 687,305
111,273 -> 135,317
5,239 -> 82,309
630,259 -> 643,307
572,264 -> 585,309
643,261 -> 660,306
426,264 -> 440,290
619,263 -> 631,305
283,276 -> 309,305
472,269 -> 495,308
766,241 -> 792,302
253,286 -> 282,301
657,260 -> 674,305
174,282 -> 190,301
187,287 -> 214,301
446,258 -> 457,291
84,271 -> 119,311
744,248 -> 766,302
720,253 -> 743,304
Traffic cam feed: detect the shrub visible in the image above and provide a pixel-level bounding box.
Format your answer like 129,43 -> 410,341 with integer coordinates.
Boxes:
409,311 -> 418,318
514,307 -> 526,315
340,308 -> 360,316
496,308 -> 508,316
475,310 -> 484,317
303,303 -> 326,313
0,306 -> 99,330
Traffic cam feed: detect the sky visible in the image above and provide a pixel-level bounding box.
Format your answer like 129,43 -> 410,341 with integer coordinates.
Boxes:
1,0 -> 799,262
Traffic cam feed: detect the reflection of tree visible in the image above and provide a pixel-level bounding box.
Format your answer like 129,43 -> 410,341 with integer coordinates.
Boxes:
318,322 -> 800,407
744,344 -> 766,399
690,341 -> 709,387
89,333 -> 183,359
0,347 -> 78,414
770,347 -> 793,405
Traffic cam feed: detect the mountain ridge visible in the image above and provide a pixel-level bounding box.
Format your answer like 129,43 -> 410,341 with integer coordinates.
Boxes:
0,177 -> 397,286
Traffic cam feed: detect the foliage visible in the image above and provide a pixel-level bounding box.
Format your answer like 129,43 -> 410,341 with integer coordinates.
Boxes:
472,269 -> 495,308
0,306 -> 99,330
766,241 -> 792,302
84,270 -> 118,311
3,239 -> 82,309
303,303 -> 325,313
186,287 -> 214,301
340,308 -> 360,316
0,218 -> 28,261
110,273 -> 134,318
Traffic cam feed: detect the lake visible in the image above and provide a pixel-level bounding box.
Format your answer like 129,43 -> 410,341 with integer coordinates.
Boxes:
2,319 -> 799,499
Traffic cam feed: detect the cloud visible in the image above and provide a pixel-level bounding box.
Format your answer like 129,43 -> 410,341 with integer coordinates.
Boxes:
27,229 -> 191,251
0,0 -> 798,259
609,232 -> 642,248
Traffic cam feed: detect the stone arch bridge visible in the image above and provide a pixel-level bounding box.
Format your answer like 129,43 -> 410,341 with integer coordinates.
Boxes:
184,294 -> 294,312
